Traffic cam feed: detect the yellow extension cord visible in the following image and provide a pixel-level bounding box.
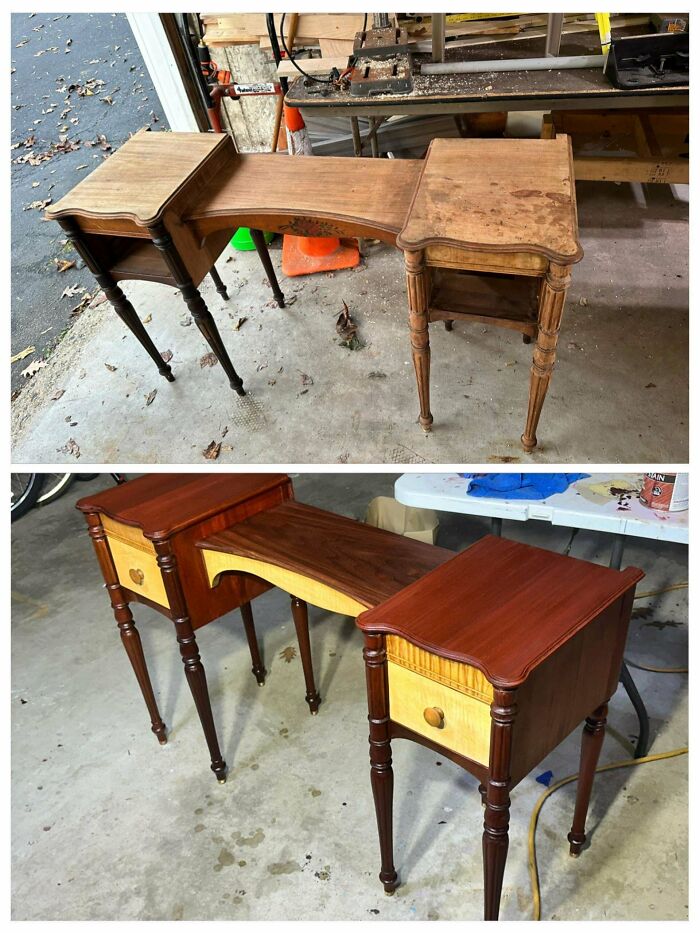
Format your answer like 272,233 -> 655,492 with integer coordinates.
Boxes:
527,579 -> 688,919
528,746 -> 688,920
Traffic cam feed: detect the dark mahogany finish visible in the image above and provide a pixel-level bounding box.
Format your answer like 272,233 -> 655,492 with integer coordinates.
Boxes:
77,473 -> 293,780
199,500 -> 453,610
357,536 -> 643,920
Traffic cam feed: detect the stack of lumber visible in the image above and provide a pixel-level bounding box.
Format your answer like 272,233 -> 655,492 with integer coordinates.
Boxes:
400,12 -> 653,51
200,12 -> 365,57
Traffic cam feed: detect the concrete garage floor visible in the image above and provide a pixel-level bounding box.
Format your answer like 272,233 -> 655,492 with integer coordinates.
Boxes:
11,474 -> 688,921
11,181 -> 688,465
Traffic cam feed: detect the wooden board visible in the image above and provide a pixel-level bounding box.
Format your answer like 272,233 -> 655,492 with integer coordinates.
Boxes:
397,136 -> 583,263
202,13 -> 364,46
45,130 -> 229,227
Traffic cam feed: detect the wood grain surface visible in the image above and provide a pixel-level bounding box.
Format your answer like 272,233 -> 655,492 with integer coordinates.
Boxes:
76,473 -> 291,540
397,136 -> 583,261
197,500 -> 453,610
46,130 -> 228,225
357,535 -> 643,687
185,154 -> 423,244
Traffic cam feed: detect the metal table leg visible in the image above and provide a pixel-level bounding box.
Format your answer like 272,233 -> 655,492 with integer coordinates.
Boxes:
608,532 -> 649,758
491,517 -> 503,536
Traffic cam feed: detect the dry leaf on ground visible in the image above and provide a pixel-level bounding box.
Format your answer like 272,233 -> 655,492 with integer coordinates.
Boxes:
203,440 -> 221,460
279,646 -> 297,663
200,352 -> 218,368
11,346 -> 35,364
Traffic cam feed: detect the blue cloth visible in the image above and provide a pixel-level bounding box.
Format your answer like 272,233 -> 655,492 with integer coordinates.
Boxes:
463,473 -> 588,501
536,770 -> 554,787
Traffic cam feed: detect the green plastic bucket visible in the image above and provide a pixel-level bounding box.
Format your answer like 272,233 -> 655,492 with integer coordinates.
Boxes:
231,227 -> 274,251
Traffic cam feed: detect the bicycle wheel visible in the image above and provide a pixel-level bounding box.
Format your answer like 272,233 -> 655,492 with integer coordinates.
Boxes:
11,474 -> 44,522
36,472 -> 76,506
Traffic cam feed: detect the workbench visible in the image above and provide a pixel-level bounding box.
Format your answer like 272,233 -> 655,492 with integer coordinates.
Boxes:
47,129 -> 582,451
286,32 -> 689,119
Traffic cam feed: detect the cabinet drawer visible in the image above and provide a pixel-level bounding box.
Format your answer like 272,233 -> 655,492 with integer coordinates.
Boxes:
388,661 -> 492,766
101,516 -> 169,609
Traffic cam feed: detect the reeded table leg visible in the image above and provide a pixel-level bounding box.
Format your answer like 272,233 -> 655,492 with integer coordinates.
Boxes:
240,601 -> 266,685
58,218 -> 174,382
568,702 -> 608,856
208,264 -> 229,300
149,222 -> 245,395
249,228 -> 285,308
86,513 -> 167,744
405,249 -> 433,432
483,688 -> 515,920
290,596 -> 321,714
155,544 -> 227,782
363,633 -> 399,894
521,262 -> 571,452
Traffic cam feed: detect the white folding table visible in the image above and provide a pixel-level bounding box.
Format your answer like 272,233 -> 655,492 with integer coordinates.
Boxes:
395,472 -> 689,756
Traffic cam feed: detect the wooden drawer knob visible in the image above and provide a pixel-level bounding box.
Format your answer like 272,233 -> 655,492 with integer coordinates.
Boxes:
423,706 -> 445,729
129,568 -> 145,586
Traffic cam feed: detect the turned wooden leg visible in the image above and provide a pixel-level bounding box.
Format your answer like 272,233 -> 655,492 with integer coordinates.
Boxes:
155,544 -> 227,782
483,688 -> 516,920
363,632 -> 399,894
58,218 -> 174,382
249,228 -> 285,308
405,250 -> 433,432
568,702 -> 608,857
240,601 -> 266,685
85,513 -> 167,744
290,596 -> 321,714
521,262 -> 571,452
117,606 -> 168,745
149,222 -> 245,395
208,265 -> 229,300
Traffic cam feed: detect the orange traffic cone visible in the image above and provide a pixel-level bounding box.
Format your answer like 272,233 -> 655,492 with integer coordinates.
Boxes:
282,103 -> 360,277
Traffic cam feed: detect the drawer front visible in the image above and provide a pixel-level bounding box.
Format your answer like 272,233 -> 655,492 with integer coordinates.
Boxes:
388,661 -> 492,766
101,517 -> 169,609
426,244 -> 547,276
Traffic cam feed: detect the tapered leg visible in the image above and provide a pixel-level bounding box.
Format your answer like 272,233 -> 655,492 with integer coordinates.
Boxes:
149,222 -> 245,395
57,218 -> 174,382
521,262 -> 571,451
479,782 -> 487,807
249,228 -> 285,308
405,250 -> 433,431
155,543 -> 227,782
240,601 -> 266,685
444,319 -> 454,332
85,512 -> 167,745
290,596 -> 321,714
483,688 -> 516,920
363,632 -> 399,894
209,265 -> 229,300
568,703 -> 608,856
117,608 -> 168,744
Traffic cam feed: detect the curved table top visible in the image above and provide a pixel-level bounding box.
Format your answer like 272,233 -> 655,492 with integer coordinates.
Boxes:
45,129 -> 581,262
357,535 -> 643,688
46,130 -> 230,227
397,136 -> 582,263
197,500 -> 453,615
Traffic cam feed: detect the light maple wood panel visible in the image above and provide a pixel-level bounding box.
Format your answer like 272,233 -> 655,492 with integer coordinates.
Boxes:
397,136 -> 583,263
386,635 -> 493,702
101,516 -> 170,609
388,661 -> 492,765
201,549 -> 367,617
